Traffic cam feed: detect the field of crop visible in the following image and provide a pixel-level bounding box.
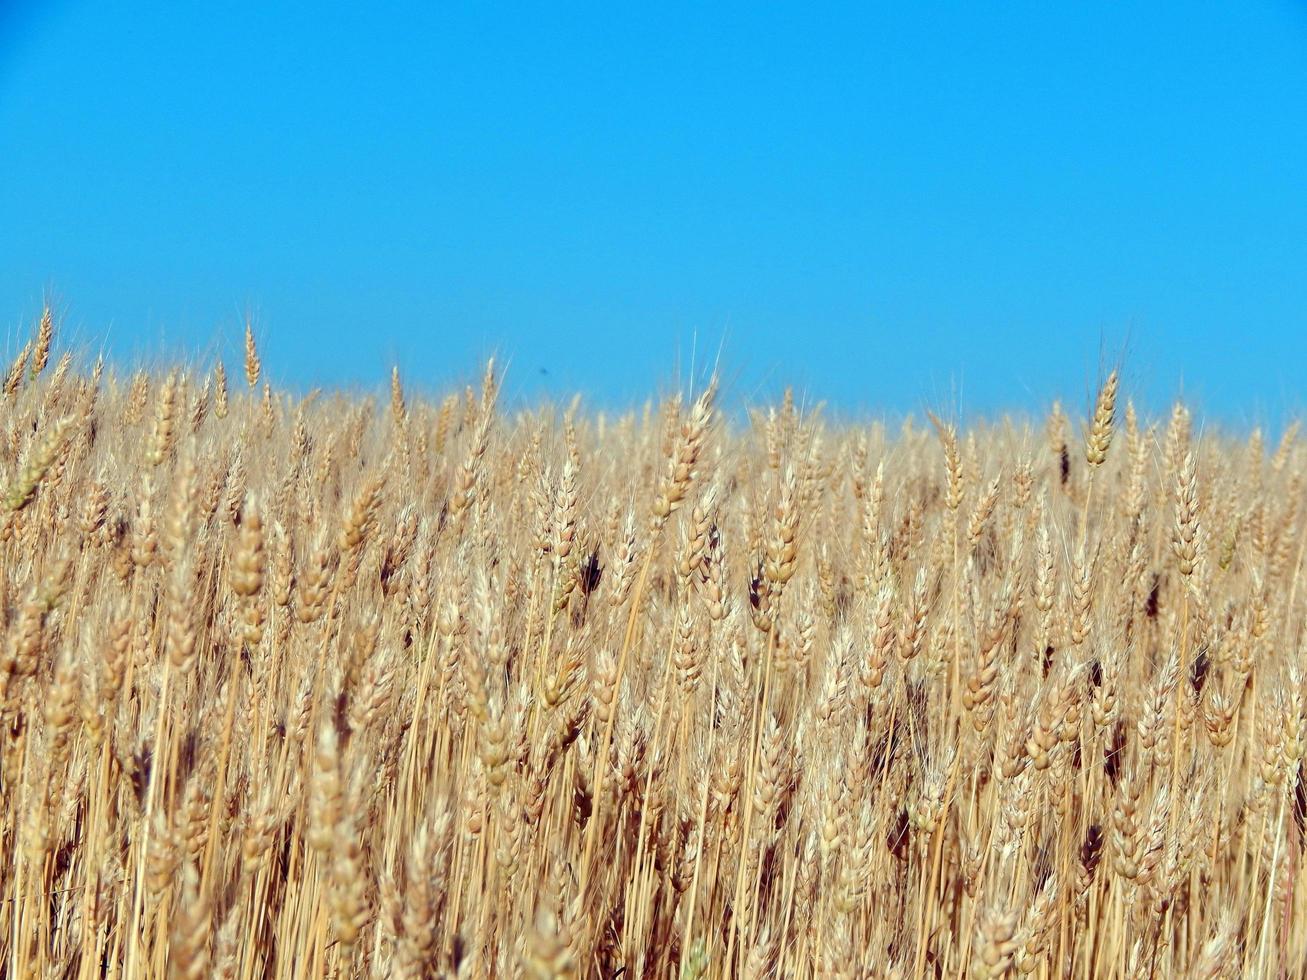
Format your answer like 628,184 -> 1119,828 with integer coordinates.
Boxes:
0,310 -> 1302,978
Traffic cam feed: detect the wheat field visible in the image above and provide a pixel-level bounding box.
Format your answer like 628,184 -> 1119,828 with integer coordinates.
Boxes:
0,310 -> 1302,978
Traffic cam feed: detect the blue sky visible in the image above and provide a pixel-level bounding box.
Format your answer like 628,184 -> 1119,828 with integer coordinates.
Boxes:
2,2 -> 1306,423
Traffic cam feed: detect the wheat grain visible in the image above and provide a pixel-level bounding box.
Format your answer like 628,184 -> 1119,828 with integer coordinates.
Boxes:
0,331 -> 1299,978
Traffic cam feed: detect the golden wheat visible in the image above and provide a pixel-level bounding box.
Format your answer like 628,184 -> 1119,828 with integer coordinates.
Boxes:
0,310 -> 1301,978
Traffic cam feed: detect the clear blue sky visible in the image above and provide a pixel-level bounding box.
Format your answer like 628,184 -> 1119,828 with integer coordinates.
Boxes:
2,1 -> 1306,423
